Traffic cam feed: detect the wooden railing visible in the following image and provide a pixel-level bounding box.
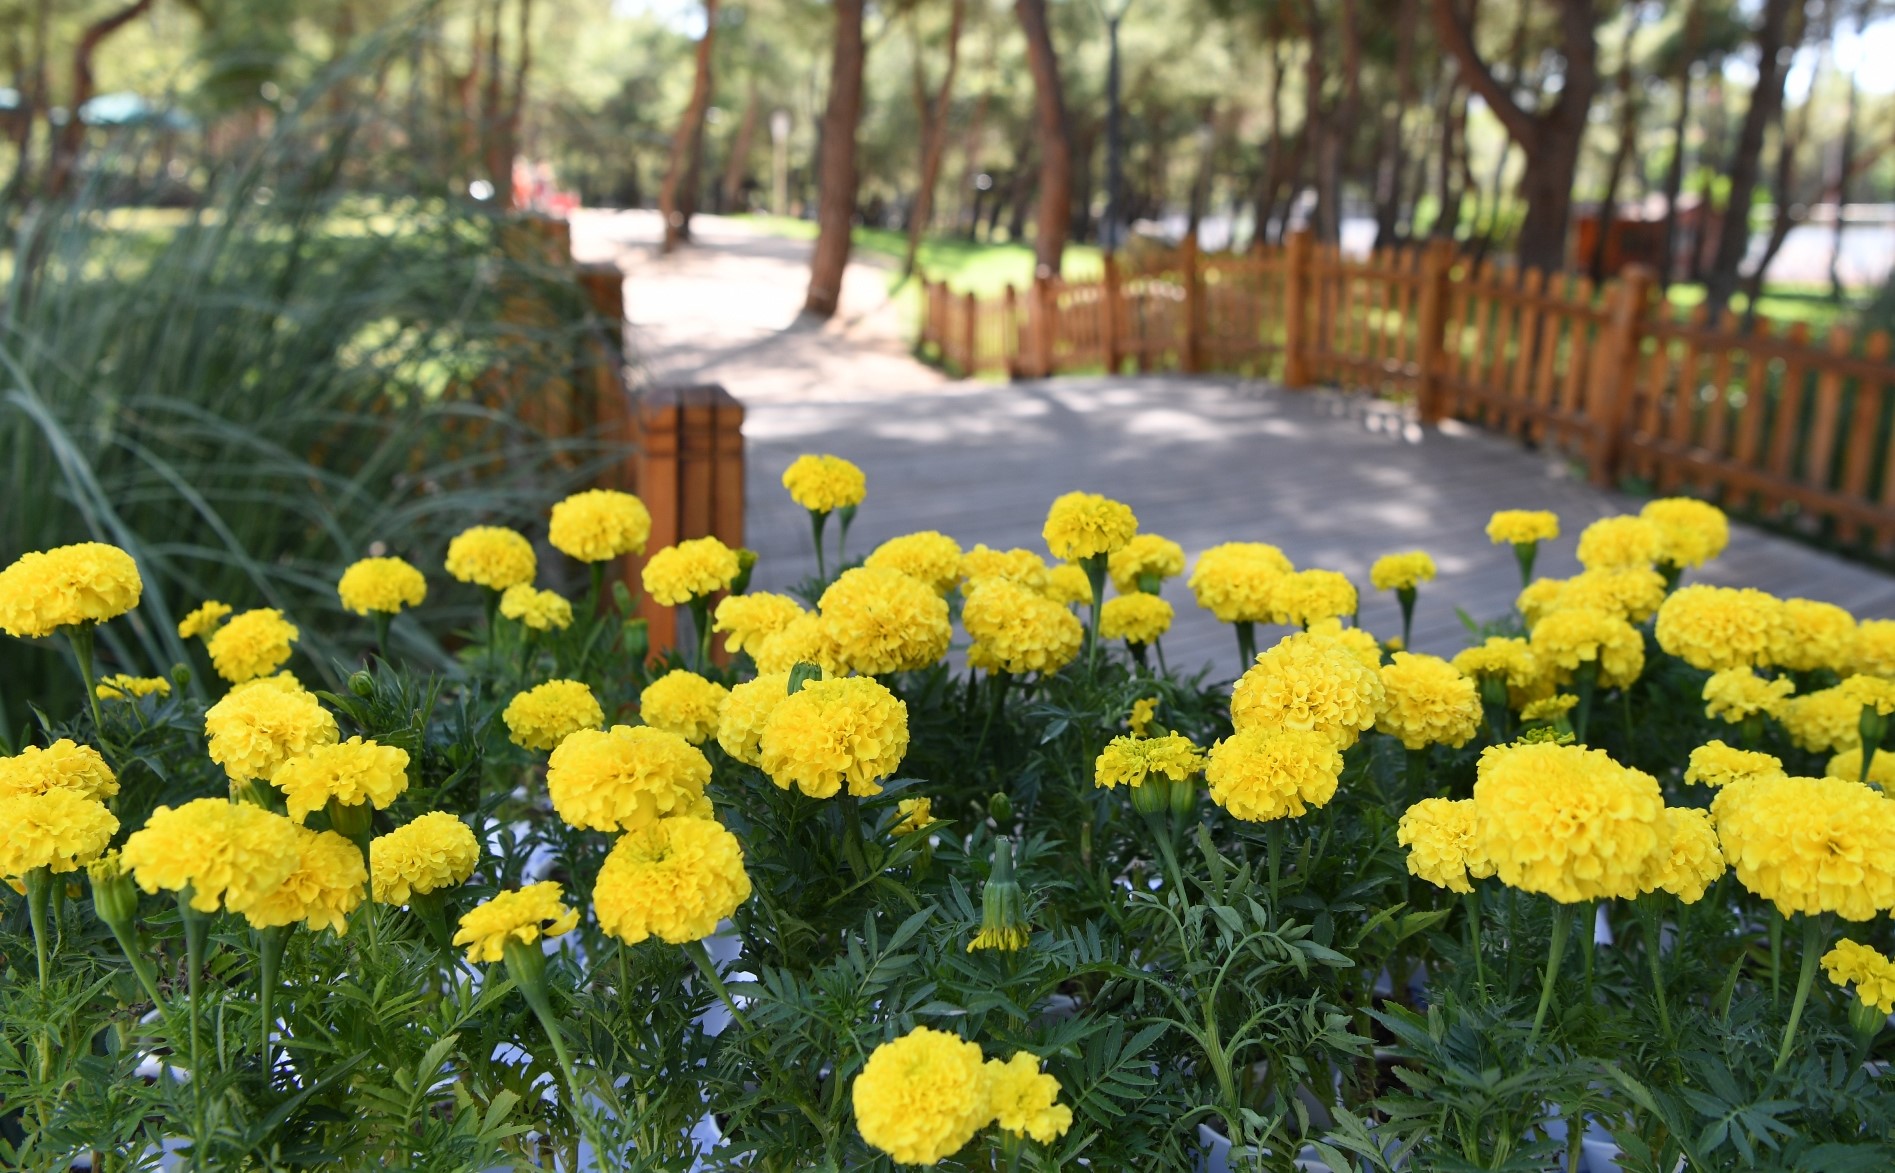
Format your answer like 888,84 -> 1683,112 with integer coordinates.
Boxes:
917,231 -> 1895,556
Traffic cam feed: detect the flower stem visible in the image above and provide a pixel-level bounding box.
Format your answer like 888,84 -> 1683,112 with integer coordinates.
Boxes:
1397,586 -> 1416,649
808,510 -> 829,583
1774,915 -> 1825,1073
24,868 -> 51,993
684,938 -> 749,1030
689,596 -> 713,672
64,625 -> 107,746
1572,660 -> 1599,744
1638,898 -> 1673,1043
1529,902 -> 1572,1049
1513,542 -> 1537,591
1463,891 -> 1484,991
1082,555 -> 1108,675
1234,621 -> 1256,668
257,925 -> 290,1085
372,612 -> 392,662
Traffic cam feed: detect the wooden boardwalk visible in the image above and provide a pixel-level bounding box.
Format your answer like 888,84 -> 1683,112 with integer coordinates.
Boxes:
743,374 -> 1895,682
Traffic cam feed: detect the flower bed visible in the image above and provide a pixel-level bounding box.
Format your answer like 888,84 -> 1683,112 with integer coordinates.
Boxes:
3,466 -> 1894,1169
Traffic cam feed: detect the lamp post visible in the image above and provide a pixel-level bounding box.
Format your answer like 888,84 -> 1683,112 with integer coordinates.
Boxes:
770,109 -> 791,216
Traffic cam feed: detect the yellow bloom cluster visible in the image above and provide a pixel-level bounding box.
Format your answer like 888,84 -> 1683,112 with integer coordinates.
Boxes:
1654,585 -> 1782,671
97,674 -> 171,701
1826,746 -> 1895,788
865,531 -> 964,594
371,811 -> 481,905
177,599 -> 232,639
714,592 -> 806,656
1551,567 -> 1668,624
1857,619 -> 1895,678
546,724 -> 713,832
593,816 -> 752,945
1108,533 -> 1186,594
782,454 -> 867,513
1452,637 -> 1551,708
1486,510 -> 1559,546
1189,542 -> 1295,623
337,556 -> 426,615
0,542 -> 142,639
1205,727 -> 1344,822
1714,773 -> 1895,920
548,489 -> 652,562
1099,593 -> 1173,645
1639,497 -> 1729,568
852,1026 -> 994,1166
204,678 -> 339,782
1703,666 -> 1794,724
1530,606 -> 1644,688
1472,742 -> 1666,903
452,881 -> 580,963
0,739 -> 118,801
1575,515 -> 1663,570
499,584 -> 573,632
1043,563 -> 1092,605
1370,551 -> 1436,593
985,1051 -> 1074,1144
1823,940 -> 1895,1015
716,672 -> 792,765
207,608 -> 300,684
1376,652 -> 1482,750
751,612 -> 839,675
1230,630 -> 1383,748
445,526 -> 537,589
1272,569 -> 1357,627
272,736 -> 411,823
962,579 -> 1083,676
503,679 -> 604,752
1093,733 -> 1204,790
1839,673 -> 1895,715
1041,491 -> 1137,561
1784,685 -> 1871,752
819,567 -> 952,675
1397,797 -> 1493,894
1309,617 -> 1384,672
758,677 -> 909,799
894,797 -> 940,836
640,670 -> 730,745
960,545 -> 1050,593
1642,807 -> 1726,903
1516,578 -> 1567,628
642,536 -> 742,605
1683,740 -> 1785,788
122,797 -> 302,914
1771,599 -> 1856,673
1520,694 -> 1578,723
241,826 -> 366,934
0,788 -> 119,877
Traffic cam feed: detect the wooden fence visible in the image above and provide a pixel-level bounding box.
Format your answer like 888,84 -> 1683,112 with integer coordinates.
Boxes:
918,231 -> 1895,556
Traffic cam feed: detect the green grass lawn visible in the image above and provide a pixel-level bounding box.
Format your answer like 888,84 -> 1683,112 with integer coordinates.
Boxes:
735,214 -> 1103,296
1661,281 -> 1868,337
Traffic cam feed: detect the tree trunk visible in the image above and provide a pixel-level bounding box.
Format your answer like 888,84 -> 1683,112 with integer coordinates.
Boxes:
804,0 -> 866,318
660,0 -> 720,253
1827,65 -> 1857,301
1656,0 -> 1703,289
1433,68 -> 1465,239
720,79 -> 760,213
1250,31 -> 1288,248
1702,0 -> 1800,320
1016,0 -> 1071,276
903,0 -> 966,278
1741,93 -> 1811,322
1588,11 -> 1643,281
45,0 -> 155,198
1373,0 -> 1418,248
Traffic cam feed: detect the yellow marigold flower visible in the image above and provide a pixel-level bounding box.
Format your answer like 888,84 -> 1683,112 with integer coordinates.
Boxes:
594,816 -> 751,945
758,677 -> 909,799
1784,685 -> 1871,753
1824,940 -> 1895,1016
642,536 -> 741,606
1189,544 -> 1295,625
962,579 -> 1083,676
1554,567 -> 1668,624
1575,515 -> 1663,571
1839,673 -> 1895,716
1205,727 -> 1343,822
1855,619 -> 1895,679
204,681 -> 338,783
716,672 -> 792,766
1100,593 -> 1173,645
1704,666 -> 1794,725
1398,797 -> 1495,894
1770,599 -> 1857,674
1231,630 -> 1383,748
959,545 -> 1050,593
1309,617 -> 1384,673
1516,578 -> 1567,627
121,797 -> 302,914
781,454 -> 867,513
1654,585 -> 1783,672
371,811 -> 481,905
1370,551 -> 1437,593
866,531 -> 963,594
986,1052 -> 1073,1144
503,679 -> 604,752
1685,740 -> 1786,788
242,826 -> 366,934
1520,694 -> 1578,723
1642,807 -> 1726,903
0,790 -> 118,877
177,599 -> 232,640
1472,741 -> 1666,903
893,798 -> 940,836
548,488 -> 652,562
0,542 -> 142,639
1042,491 -> 1137,562
452,881 -> 580,963
1094,733 -> 1204,789
1486,510 -> 1560,546
852,1026 -> 992,1166
1042,563 -> 1092,605
1714,773 -> 1895,919
750,612 -> 840,675
819,567 -> 952,675
1827,746 -> 1895,788
546,724 -> 712,832
1129,697 -> 1159,737
445,526 -> 536,590
271,736 -> 411,823
336,556 -> 426,616
499,584 -> 573,632
714,592 -> 806,656
1272,568 -> 1357,627
0,739 -> 118,801
640,670 -> 730,745
1531,606 -> 1644,689
206,608 -> 299,684
97,674 -> 171,701
1453,637 -> 1551,708
1640,497 -> 1729,569
1376,652 -> 1482,750
1109,533 -> 1186,594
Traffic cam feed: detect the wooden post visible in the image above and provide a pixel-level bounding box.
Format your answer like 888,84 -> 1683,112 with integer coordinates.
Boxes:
961,290 -> 978,376
1102,252 -> 1123,375
1002,284 -> 1020,378
1587,263 -> 1655,487
632,389 -> 682,654
1414,239 -> 1455,425
1032,275 -> 1056,377
1282,228 -> 1314,388
1181,232 -> 1202,373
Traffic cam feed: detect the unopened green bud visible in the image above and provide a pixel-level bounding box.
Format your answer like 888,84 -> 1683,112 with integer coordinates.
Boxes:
968,837 -> 1029,953
1168,775 -> 1198,820
612,580 -> 635,616
732,548 -> 759,595
1848,993 -> 1887,1043
87,851 -> 138,931
622,617 -> 650,663
1860,706 -> 1888,760
170,663 -> 192,689
328,797 -> 373,846
987,790 -> 1013,824
1137,572 -> 1163,596
788,661 -> 824,694
1129,775 -> 1171,816
348,670 -> 375,698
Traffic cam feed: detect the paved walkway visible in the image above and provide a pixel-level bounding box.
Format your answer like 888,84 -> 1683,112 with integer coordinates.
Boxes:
575,211 -> 1895,681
